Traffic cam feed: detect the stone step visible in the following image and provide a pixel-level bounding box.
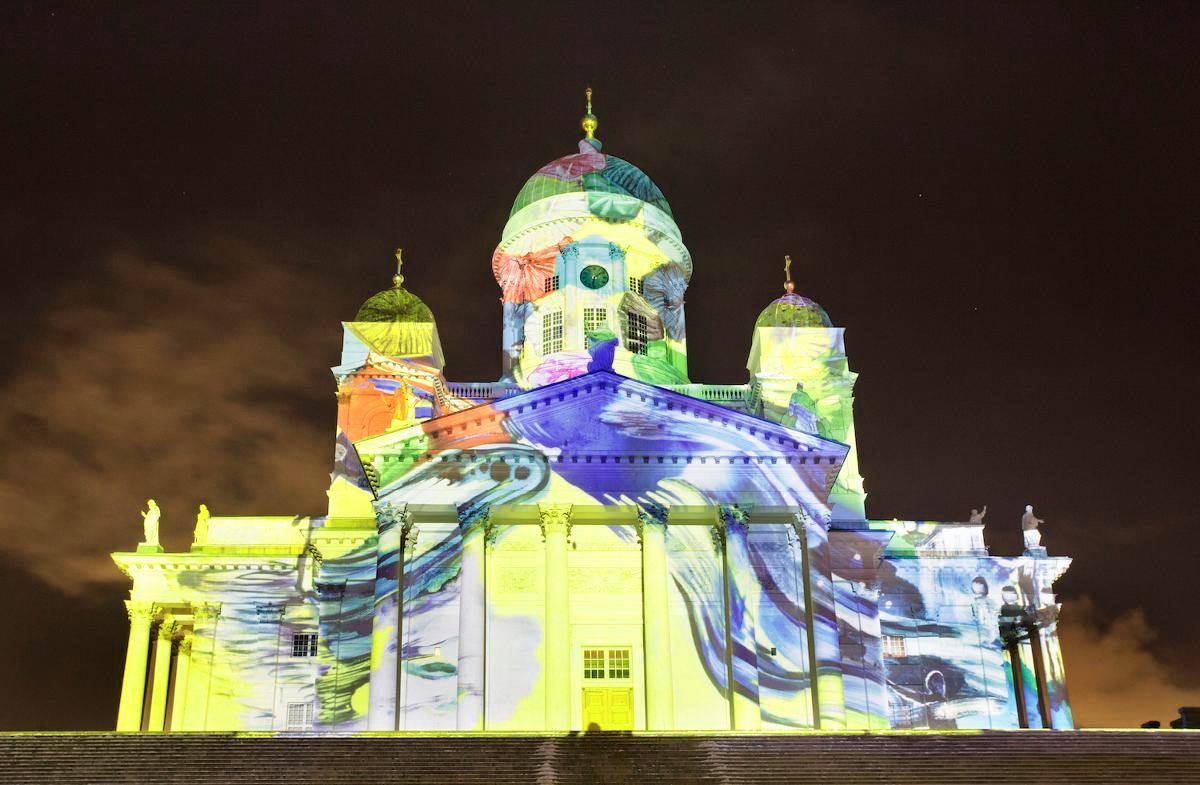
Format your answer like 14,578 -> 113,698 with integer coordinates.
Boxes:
1,732 -> 1197,785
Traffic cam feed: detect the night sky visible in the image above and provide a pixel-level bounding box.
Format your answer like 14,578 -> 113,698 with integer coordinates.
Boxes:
2,2 -> 1197,730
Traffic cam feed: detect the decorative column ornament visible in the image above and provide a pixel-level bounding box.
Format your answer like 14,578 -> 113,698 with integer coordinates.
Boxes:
457,505 -> 491,730
146,617 -> 178,730
170,632 -> 193,731
637,503 -> 674,729
538,504 -> 573,541
539,503 -> 573,730
116,601 -> 158,730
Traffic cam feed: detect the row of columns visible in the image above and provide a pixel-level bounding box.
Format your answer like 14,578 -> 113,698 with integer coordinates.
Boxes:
367,502 -> 839,732
116,601 -> 220,731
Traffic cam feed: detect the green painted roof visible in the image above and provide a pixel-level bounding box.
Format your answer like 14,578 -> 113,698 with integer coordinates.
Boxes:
354,285 -> 434,323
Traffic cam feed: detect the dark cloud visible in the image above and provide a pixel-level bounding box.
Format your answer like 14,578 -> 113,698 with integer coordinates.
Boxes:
1059,597 -> 1200,728
0,240 -> 332,587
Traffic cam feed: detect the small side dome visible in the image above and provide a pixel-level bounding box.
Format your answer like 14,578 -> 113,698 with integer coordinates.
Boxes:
354,249 -> 435,323
754,255 -> 832,328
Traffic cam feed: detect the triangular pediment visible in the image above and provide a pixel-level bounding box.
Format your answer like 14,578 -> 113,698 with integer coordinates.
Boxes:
355,370 -> 849,511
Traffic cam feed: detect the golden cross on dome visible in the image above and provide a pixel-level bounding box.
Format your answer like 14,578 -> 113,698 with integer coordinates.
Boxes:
582,86 -> 598,139
393,247 -> 405,288
784,255 -> 795,293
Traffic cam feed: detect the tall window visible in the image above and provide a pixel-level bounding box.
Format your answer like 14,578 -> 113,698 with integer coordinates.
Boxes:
291,632 -> 318,657
628,276 -> 643,295
543,275 -> 560,293
286,702 -> 314,731
626,312 -> 648,355
583,307 -> 607,334
542,310 -> 563,354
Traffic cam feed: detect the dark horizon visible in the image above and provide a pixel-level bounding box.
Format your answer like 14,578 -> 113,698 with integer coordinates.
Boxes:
2,2 -> 1197,730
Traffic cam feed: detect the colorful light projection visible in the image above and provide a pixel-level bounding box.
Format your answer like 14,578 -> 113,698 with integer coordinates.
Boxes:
495,133 -> 692,388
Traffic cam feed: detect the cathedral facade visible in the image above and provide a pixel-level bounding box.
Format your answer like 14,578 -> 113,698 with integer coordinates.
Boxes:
113,101 -> 1073,734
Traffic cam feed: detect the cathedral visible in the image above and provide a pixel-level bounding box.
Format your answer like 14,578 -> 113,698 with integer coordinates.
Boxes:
113,94 -> 1073,734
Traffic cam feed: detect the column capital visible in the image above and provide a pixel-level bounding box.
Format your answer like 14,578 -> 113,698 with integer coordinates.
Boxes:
193,602 -> 222,623
538,503 -> 573,541
124,600 -> 157,623
635,504 -> 669,544
156,617 -> 179,641
457,504 -> 492,534
792,507 -> 830,536
403,522 -> 420,553
376,501 -> 411,534
712,504 -> 749,548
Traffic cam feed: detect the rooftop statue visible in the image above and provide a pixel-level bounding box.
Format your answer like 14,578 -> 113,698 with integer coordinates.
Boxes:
140,499 -> 160,547
194,503 -> 210,546
1022,504 -> 1044,551
969,505 -> 987,524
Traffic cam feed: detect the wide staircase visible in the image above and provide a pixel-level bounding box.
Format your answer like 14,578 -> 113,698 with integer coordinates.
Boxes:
1,731 -> 1198,784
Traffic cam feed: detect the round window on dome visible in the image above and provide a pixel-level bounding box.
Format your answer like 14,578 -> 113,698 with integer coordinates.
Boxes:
579,265 -> 610,290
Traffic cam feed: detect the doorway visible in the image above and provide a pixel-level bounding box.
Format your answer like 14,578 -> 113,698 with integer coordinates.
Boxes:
581,647 -> 634,730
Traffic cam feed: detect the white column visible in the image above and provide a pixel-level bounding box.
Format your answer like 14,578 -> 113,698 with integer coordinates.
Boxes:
169,633 -> 192,731
540,504 -> 572,731
146,617 -> 177,731
457,507 -> 490,730
116,601 -> 156,731
638,506 -> 674,730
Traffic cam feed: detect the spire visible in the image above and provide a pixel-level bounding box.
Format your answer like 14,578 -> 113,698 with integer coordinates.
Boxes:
392,247 -> 405,288
784,254 -> 795,294
581,86 -> 598,139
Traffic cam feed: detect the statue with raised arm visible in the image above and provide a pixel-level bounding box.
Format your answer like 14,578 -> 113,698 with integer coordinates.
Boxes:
141,499 -> 161,546
1021,504 -> 1044,550
194,503 -> 210,546
968,505 -> 987,524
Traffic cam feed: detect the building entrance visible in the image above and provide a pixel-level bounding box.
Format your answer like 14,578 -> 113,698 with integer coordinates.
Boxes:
581,647 -> 634,730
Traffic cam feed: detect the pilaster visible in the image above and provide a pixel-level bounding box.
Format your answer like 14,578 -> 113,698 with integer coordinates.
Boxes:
457,505 -> 490,731
793,509 -> 845,728
716,504 -> 761,731
183,602 -> 221,731
637,504 -> 674,730
539,503 -> 572,730
368,502 -> 410,731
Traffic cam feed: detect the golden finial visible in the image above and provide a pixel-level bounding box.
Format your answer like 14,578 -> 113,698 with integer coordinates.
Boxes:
784,255 -> 795,293
581,86 -> 598,139
392,247 -> 405,288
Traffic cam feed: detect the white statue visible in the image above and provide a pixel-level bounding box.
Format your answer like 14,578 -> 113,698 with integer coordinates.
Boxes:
968,505 -> 987,524
194,503 -> 210,545
141,499 -> 161,546
1021,504 -> 1044,550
